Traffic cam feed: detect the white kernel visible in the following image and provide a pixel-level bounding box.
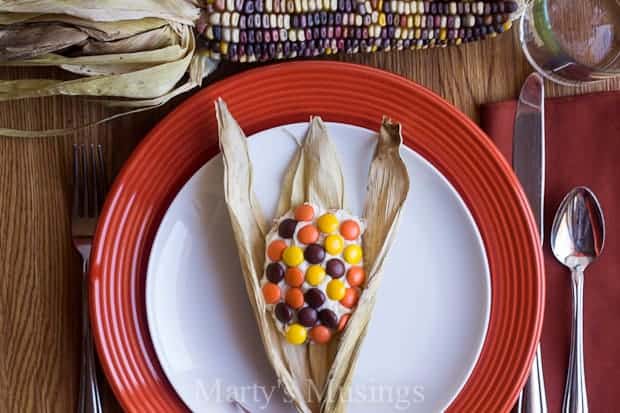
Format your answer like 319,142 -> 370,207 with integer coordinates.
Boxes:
222,12 -> 231,26
449,2 -> 457,15
209,12 -> 221,25
232,28 -> 240,42
222,28 -> 231,41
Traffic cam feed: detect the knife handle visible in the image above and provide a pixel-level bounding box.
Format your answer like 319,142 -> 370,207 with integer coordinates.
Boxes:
514,344 -> 548,413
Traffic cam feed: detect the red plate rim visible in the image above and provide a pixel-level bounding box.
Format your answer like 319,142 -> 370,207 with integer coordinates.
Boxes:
90,61 -> 544,412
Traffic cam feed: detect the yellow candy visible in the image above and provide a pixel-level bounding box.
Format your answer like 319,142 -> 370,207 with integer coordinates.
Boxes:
306,265 -> 326,286
286,323 -> 307,345
324,234 -> 344,255
282,246 -> 304,267
317,213 -> 339,233
326,279 -> 346,301
343,244 -> 363,264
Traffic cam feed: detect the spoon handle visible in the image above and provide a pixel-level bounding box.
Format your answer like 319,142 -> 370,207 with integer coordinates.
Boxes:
563,268 -> 588,413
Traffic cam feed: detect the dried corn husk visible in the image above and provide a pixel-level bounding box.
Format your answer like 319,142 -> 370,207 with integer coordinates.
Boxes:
0,0 -> 216,136
216,98 -> 410,413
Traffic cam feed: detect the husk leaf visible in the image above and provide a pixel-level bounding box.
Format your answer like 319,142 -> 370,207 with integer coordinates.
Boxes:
218,100 -> 410,413
216,98 -> 314,413
0,23 -> 194,100
0,24 -> 88,60
0,1 -> 200,25
322,118 -> 410,412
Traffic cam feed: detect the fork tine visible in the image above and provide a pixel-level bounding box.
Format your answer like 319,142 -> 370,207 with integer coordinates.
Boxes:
79,144 -> 90,218
95,144 -> 107,211
90,144 -> 100,217
72,144 -> 80,217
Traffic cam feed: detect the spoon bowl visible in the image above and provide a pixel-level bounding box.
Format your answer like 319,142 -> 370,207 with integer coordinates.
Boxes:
551,187 -> 605,271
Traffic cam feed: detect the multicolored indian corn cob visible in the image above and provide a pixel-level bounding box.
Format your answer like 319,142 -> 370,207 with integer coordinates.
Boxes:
197,0 -> 521,62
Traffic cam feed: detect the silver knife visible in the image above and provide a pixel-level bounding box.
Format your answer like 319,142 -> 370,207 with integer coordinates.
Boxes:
512,72 -> 548,413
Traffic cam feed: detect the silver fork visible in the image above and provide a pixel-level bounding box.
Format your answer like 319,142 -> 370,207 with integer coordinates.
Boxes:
72,144 -> 106,413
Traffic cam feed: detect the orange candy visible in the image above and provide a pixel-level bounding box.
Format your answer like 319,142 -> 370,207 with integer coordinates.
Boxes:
285,288 -> 305,309
340,219 -> 361,240
297,224 -> 319,244
340,288 -> 360,308
346,266 -> 366,287
267,239 -> 287,261
294,204 -> 315,221
338,314 -> 350,332
310,325 -> 332,344
262,283 -> 281,304
285,267 -> 304,287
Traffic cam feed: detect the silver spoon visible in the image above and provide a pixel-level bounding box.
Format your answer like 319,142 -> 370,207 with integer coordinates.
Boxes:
551,187 -> 606,413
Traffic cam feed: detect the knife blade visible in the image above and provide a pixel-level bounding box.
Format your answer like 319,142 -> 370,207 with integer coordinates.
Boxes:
512,72 -> 548,413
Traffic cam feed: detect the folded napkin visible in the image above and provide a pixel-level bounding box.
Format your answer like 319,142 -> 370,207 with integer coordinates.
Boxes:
481,91 -> 620,412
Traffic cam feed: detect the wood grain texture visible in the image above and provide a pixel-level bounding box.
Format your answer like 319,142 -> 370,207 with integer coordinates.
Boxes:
0,28 -> 618,413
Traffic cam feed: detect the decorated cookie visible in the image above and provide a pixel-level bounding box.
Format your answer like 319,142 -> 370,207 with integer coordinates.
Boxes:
261,202 -> 366,344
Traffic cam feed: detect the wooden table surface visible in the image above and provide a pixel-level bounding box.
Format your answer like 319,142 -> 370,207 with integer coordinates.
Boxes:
1,28 -> 618,412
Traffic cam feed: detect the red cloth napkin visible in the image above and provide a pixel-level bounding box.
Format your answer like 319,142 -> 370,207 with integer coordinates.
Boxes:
481,91 -> 620,412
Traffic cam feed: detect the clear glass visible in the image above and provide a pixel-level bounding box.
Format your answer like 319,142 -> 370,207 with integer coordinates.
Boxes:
520,0 -> 620,85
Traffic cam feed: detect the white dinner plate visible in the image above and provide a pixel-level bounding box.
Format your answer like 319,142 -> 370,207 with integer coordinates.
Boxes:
146,122 -> 490,412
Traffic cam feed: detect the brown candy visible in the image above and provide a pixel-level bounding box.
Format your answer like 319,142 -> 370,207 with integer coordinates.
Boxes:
318,309 -> 338,329
326,258 -> 345,278
266,262 -> 285,283
298,307 -> 318,327
275,302 -> 293,323
278,218 -> 297,238
304,288 -> 326,309
304,243 -> 325,264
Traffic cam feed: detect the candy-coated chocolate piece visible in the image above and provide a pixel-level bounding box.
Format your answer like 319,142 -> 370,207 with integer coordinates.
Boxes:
285,287 -> 305,309
298,307 -> 318,327
346,266 -> 365,286
286,323 -> 307,344
337,313 -> 350,331
305,264 -> 326,285
304,243 -> 325,264
278,218 -> 298,238
267,239 -> 287,261
262,282 -> 281,304
318,308 -> 338,328
282,245 -> 304,266
325,258 -> 345,278
310,325 -> 332,343
275,302 -> 293,323
294,203 -> 315,221
340,219 -> 361,240
285,267 -> 304,287
324,234 -> 344,255
297,224 -> 319,244
340,287 -> 360,308
305,288 -> 326,309
326,279 -> 346,300
266,262 -> 285,283
343,244 -> 363,264
317,213 -> 339,233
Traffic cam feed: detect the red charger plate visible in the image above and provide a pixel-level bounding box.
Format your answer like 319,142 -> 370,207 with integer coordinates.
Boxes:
90,61 -> 544,412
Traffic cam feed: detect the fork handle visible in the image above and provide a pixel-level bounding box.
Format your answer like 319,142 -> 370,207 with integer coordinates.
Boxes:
79,259 -> 103,413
